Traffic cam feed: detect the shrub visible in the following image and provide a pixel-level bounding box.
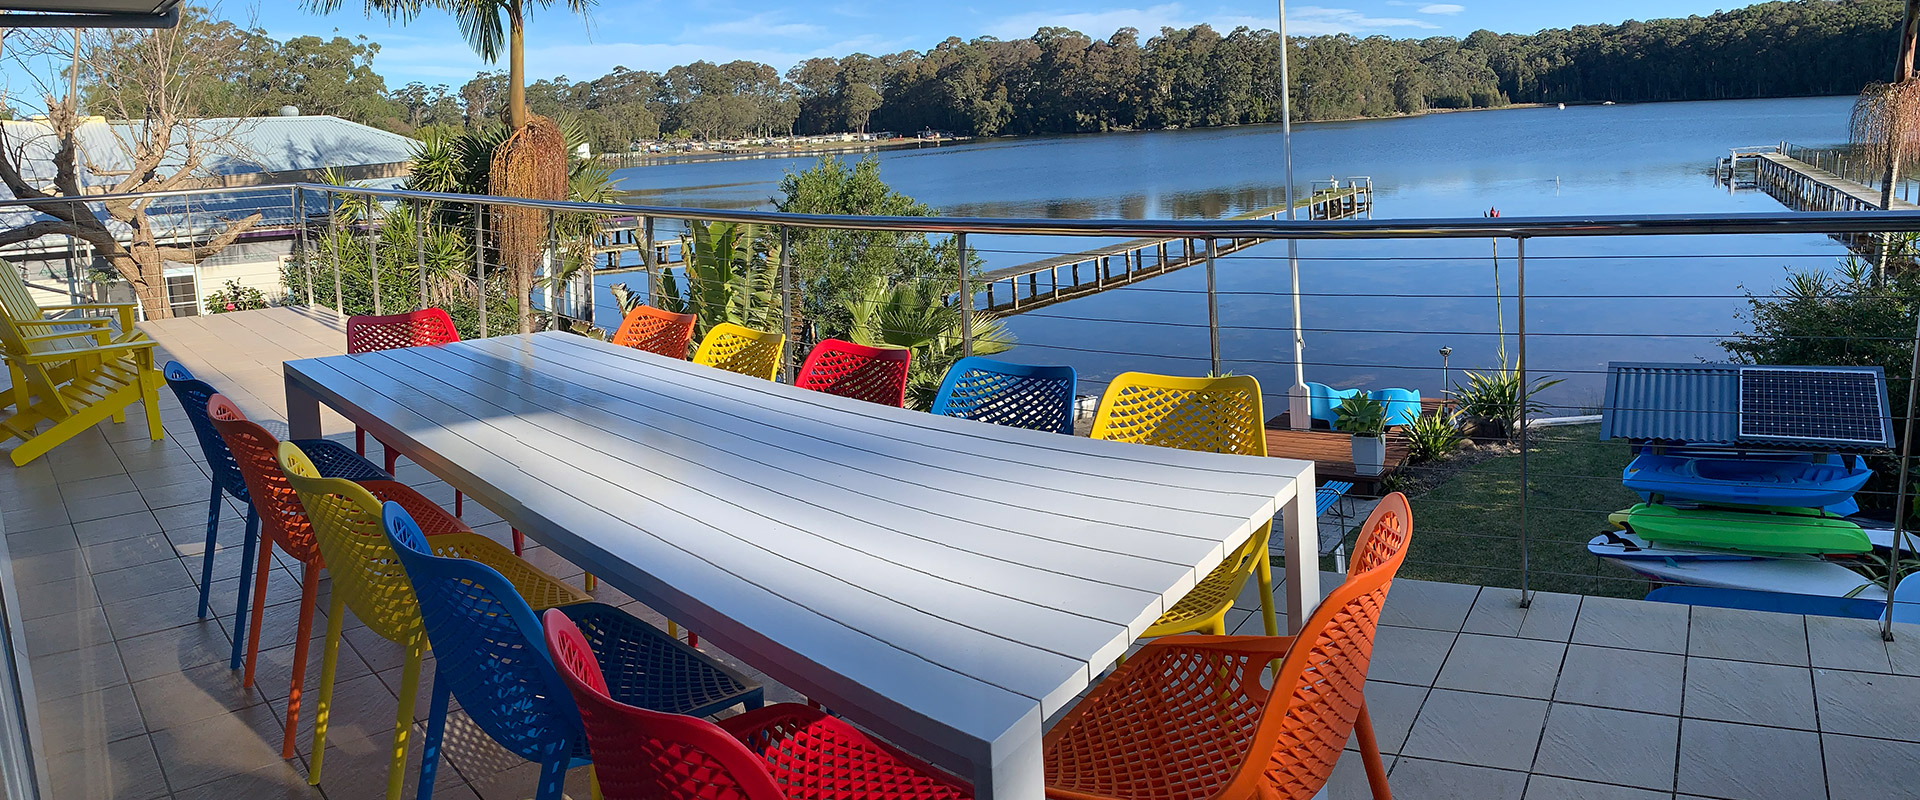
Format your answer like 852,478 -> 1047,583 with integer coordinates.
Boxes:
1455,363 -> 1562,439
204,279 -> 267,314
1406,409 -> 1467,463
1333,394 -> 1387,436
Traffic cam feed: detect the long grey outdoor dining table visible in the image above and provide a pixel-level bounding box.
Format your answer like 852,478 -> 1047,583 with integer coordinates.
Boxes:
283,331 -> 1319,800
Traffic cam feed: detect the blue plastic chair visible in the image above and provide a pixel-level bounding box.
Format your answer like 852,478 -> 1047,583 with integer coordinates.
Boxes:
162,362 -> 389,666
382,502 -> 763,800
1368,388 -> 1422,427
930,356 -> 1077,434
1306,382 -> 1361,424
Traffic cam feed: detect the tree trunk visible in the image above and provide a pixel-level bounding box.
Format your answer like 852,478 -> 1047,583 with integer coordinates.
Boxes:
508,0 -> 528,130
1901,0 -> 1920,80
114,250 -> 172,320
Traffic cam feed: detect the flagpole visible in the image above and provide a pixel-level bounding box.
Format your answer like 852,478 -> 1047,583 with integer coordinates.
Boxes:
1280,0 -> 1311,429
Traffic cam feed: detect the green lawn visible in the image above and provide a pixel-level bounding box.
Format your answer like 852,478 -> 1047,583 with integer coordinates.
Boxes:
1391,424 -> 1651,599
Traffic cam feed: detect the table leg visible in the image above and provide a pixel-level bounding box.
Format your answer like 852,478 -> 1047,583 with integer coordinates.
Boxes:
1281,465 -> 1320,635
971,736 -> 1044,800
287,374 -> 322,440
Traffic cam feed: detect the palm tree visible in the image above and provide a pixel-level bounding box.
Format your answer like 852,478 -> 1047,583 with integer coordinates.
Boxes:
1851,0 -> 1920,277
302,0 -> 593,128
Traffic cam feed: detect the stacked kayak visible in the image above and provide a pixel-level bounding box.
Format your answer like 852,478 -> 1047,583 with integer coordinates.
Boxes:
1590,446 -> 1889,603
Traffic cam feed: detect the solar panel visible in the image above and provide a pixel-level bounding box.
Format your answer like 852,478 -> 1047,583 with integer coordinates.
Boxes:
1737,367 -> 1891,447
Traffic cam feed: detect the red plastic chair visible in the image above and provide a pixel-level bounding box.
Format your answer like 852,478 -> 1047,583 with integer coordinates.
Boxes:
610,305 -> 698,359
207,394 -> 475,759
793,338 -> 912,408
543,608 -> 970,800
346,309 -> 466,514
1041,493 -> 1414,800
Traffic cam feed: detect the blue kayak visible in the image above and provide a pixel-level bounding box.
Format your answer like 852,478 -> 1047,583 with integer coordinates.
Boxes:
1622,450 -> 1871,511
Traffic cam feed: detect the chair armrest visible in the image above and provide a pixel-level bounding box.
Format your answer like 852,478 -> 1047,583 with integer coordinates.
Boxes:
38,303 -> 137,313
12,338 -> 156,363
16,317 -> 110,329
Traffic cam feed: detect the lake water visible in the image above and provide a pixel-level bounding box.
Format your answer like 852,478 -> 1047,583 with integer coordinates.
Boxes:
599,96 -> 1862,411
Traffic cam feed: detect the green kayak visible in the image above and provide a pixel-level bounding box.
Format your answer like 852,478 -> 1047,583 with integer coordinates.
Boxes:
1606,503 -> 1871,555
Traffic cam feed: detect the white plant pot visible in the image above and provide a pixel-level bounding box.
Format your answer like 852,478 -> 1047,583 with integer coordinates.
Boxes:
1352,434 -> 1386,477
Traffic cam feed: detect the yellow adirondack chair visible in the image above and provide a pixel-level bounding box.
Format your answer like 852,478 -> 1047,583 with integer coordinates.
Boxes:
0,258 -> 140,348
0,299 -> 163,466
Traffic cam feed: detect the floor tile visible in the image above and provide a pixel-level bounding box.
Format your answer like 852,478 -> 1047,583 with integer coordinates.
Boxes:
270,669 -> 398,755
35,682 -> 147,756
23,604 -> 113,655
1533,703 -> 1679,791
1682,658 -> 1815,729
72,509 -> 163,547
1350,679 -> 1429,754
92,557 -> 196,606
67,490 -> 151,524
1463,587 -> 1583,642
1813,668 -> 1920,741
1368,624 -> 1458,686
1436,633 -> 1567,700
43,733 -> 168,800
170,762 -> 320,800
1386,757 -> 1527,800
103,583 -> 212,640
9,547 -> 88,587
1888,621 -> 1920,677
1326,753 -> 1394,800
1686,606 -> 1808,666
115,621 -> 233,683
1380,578 -> 1480,631
310,727 -> 474,800
1806,614 -> 1891,673
1553,644 -> 1684,715
83,531 -> 180,573
26,640 -> 127,701
15,574 -> 97,621
1400,688 -> 1549,771
1821,732 -> 1920,800
140,478 -> 214,510
1523,775 -> 1674,800
59,473 -> 136,503
131,658 -> 270,731
149,703 -> 295,792
1572,596 -> 1690,655
6,524 -> 80,558
1675,719 -> 1824,800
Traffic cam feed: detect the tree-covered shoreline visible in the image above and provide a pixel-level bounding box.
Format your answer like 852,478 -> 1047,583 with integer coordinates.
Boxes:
117,0 -> 1908,152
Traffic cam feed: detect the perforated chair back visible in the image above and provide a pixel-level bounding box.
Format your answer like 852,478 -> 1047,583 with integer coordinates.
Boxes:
610,305 -> 698,359
165,362 -> 248,502
929,357 -> 1076,434
1306,382 -> 1360,424
208,395 -> 321,564
794,338 -> 912,407
346,308 -> 461,355
1368,388 -> 1422,428
279,443 -> 423,648
691,322 -> 784,381
544,609 -> 783,800
1090,372 -> 1267,457
383,502 -> 583,764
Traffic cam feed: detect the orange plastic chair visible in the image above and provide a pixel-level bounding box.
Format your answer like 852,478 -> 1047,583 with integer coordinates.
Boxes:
207,394 -> 474,760
692,322 -> 784,381
1042,493 -> 1413,800
346,308 -> 466,514
794,338 -> 912,408
610,305 -> 698,359
1089,372 -> 1276,637
278,443 -> 590,800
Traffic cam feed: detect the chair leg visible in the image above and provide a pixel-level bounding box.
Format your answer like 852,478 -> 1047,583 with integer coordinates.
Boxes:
196,483 -> 223,619
1355,702 -> 1392,799
688,630 -> 698,648
588,765 -> 604,800
1256,550 -> 1279,637
387,644 -> 425,800
356,426 -> 365,456
385,447 -> 400,476
419,680 -> 451,800
534,752 -> 569,800
454,491 -> 462,517
584,573 -> 596,592
239,525 -> 271,683
512,529 -> 523,556
308,592 -> 347,786
282,564 -> 320,759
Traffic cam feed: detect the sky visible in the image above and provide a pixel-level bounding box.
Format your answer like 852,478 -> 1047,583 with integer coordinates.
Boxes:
234,1 -> 1741,88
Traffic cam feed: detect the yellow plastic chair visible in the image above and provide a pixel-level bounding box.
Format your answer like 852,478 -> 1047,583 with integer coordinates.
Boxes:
0,300 -> 161,465
277,443 -> 592,800
692,322 -> 784,381
1090,372 -> 1277,638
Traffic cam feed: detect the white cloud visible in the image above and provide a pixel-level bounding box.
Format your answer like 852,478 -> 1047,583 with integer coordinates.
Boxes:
1417,4 -> 1465,14
692,13 -> 826,39
986,3 -> 1434,40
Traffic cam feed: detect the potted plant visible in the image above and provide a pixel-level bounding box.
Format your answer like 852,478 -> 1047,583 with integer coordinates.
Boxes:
1334,395 -> 1389,476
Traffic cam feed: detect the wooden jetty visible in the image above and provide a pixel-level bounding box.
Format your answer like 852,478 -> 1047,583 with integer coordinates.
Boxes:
1722,146 -> 1919,259
978,181 -> 1372,316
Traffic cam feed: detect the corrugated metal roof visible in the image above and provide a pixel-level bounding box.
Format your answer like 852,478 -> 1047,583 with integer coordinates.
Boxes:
0,115 -> 414,185
1599,362 -> 1892,449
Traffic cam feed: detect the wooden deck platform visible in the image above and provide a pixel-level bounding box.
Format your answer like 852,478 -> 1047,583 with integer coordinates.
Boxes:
1264,397 -> 1447,488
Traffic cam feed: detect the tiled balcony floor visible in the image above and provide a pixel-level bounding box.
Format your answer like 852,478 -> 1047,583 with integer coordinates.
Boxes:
3,307 -> 1918,799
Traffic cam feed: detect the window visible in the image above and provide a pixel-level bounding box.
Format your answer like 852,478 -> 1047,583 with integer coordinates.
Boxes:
165,271 -> 199,317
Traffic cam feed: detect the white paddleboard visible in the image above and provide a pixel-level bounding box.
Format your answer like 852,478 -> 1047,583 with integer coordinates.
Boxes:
1601,554 -> 1886,601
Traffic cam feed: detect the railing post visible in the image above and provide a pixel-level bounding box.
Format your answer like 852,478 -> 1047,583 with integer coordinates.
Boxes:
415,198 -> 428,310
1516,236 -> 1531,607
778,225 -> 795,381
544,208 -> 558,329
1885,306 -> 1920,641
369,201 -> 383,316
294,186 -> 313,307
642,216 -> 657,305
957,231 -> 973,358
474,202 -> 488,338
329,189 -> 343,320
1206,238 -> 1220,376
